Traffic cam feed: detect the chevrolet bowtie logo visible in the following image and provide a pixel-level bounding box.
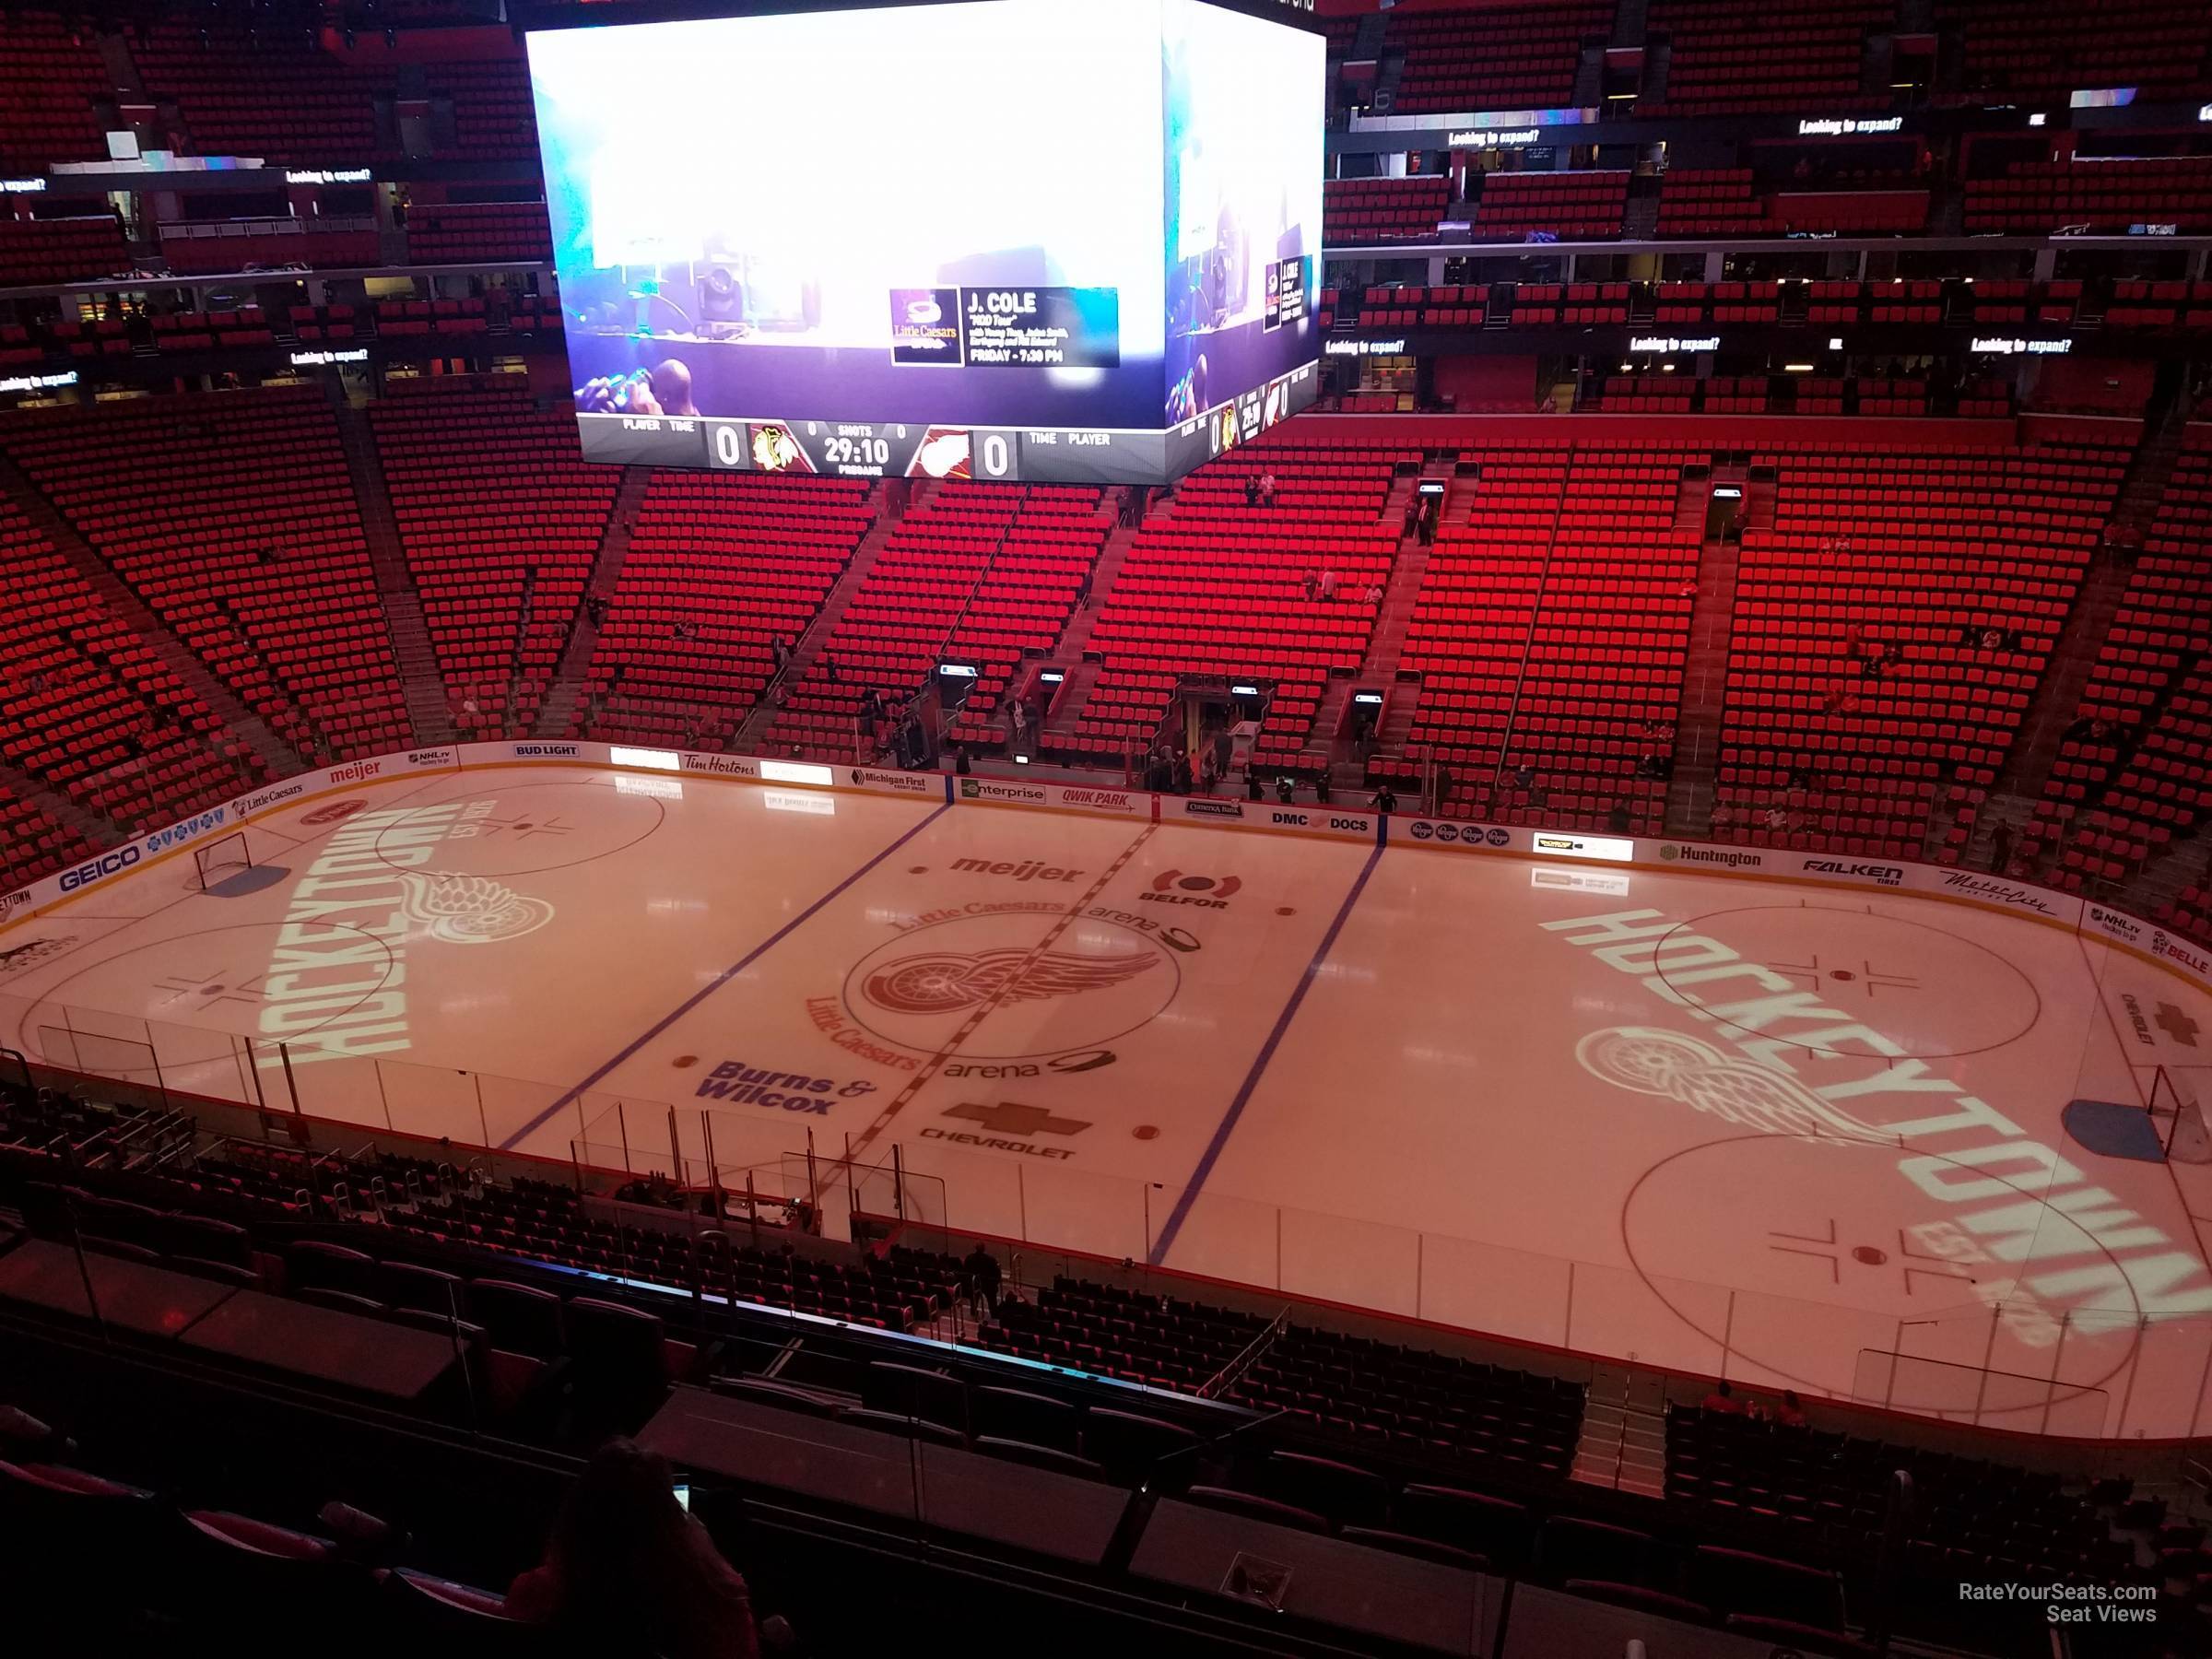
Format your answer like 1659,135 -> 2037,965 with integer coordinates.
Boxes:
2156,1002 -> 2203,1048
942,1101 -> 1091,1138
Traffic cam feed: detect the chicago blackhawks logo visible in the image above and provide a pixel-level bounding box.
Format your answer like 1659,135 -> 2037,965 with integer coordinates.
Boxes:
395,870 -> 555,945
862,948 -> 1159,1015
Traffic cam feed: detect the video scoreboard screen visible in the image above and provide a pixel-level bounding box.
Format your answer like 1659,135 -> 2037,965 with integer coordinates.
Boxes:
524,0 -> 1323,485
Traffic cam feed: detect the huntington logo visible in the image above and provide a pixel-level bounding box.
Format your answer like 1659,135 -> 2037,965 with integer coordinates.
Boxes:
1142,870 -> 1241,909
1577,1026 -> 1893,1145
1661,843 -> 1765,869
394,871 -> 556,945
862,948 -> 1157,1014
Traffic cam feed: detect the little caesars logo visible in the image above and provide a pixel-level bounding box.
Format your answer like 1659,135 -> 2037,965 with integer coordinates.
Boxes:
1659,843 -> 1764,870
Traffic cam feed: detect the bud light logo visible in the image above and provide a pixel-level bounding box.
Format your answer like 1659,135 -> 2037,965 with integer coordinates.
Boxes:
513,745 -> 579,760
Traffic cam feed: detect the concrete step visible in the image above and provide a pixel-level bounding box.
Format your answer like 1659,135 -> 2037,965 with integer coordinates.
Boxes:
329,396 -> 451,746
736,488 -> 894,751
545,467 -> 653,738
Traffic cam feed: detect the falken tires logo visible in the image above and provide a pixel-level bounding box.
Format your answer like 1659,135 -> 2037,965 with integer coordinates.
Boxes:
1802,858 -> 1905,887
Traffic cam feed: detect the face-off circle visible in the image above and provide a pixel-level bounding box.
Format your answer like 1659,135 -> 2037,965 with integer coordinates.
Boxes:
841,910 -> 1181,1061
8,920 -> 397,1077
367,780 -> 665,878
1620,1135 -> 2144,1418
1653,903 -> 2041,1060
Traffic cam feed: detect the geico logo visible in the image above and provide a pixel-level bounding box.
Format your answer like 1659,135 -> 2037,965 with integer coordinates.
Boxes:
60,846 -> 139,891
328,761 -> 382,783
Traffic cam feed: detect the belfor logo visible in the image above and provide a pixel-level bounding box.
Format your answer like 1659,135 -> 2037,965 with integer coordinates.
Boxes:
1141,871 -> 1241,910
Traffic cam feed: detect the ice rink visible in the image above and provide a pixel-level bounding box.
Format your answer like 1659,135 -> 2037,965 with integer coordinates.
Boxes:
6,760 -> 2212,1438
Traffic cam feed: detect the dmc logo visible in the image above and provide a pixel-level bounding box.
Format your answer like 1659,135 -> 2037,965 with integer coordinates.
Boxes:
301,798 -> 370,828
328,760 -> 382,784
60,846 -> 140,891
1802,859 -> 1902,886
1485,827 -> 1510,847
1143,871 -> 1241,910
407,749 -> 453,767
513,745 -> 578,759
1184,799 -> 1244,818
1271,810 -> 1311,828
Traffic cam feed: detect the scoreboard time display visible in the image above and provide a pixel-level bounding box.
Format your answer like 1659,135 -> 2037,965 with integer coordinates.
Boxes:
525,0 -> 1322,484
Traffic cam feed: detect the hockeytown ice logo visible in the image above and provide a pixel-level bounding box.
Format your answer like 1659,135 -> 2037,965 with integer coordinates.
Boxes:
1545,907 -> 2212,1335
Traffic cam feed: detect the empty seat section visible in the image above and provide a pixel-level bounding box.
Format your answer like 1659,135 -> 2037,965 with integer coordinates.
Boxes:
0,389 -> 410,762
371,377 -> 617,736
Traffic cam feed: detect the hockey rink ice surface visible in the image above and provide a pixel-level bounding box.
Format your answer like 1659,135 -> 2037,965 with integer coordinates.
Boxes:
6,762 -> 2212,1439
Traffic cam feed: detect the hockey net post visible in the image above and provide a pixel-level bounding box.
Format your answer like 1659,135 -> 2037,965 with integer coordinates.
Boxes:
192,831 -> 253,892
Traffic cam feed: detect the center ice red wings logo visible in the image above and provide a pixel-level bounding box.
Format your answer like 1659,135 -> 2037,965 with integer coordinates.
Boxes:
862,947 -> 1159,1015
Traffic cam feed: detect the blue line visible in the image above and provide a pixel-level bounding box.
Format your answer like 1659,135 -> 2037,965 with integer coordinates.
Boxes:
499,803 -> 951,1148
1147,840 -> 1385,1265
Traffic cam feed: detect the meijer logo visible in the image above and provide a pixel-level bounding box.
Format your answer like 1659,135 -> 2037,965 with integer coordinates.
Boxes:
329,760 -> 382,784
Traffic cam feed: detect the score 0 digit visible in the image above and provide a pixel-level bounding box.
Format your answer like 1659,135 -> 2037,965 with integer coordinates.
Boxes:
979,432 -> 1012,479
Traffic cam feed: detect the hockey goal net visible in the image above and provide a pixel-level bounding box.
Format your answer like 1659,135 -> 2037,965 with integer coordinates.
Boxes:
192,831 -> 253,892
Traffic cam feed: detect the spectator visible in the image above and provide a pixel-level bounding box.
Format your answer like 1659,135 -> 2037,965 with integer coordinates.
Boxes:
1276,774 -> 1296,805
1700,1380 -> 1744,1415
962,1242 -> 1001,1314
1318,569 -> 1338,600
954,745 -> 971,776
506,1439 -> 760,1659
1772,1390 -> 1809,1430
1364,582 -> 1383,606
1302,571 -> 1320,602
1258,470 -> 1277,507
770,635 -> 792,675
1243,474 -> 1259,508
1607,801 -> 1631,834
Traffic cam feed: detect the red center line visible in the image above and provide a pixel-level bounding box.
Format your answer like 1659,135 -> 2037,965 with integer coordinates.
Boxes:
845,824 -> 1158,1162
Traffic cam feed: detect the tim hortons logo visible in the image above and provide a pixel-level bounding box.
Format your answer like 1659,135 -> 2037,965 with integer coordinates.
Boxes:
860,947 -> 1158,1014
1142,871 -> 1240,909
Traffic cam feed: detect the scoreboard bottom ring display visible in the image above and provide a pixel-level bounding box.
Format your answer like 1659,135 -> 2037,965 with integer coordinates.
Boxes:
572,362 -> 1318,487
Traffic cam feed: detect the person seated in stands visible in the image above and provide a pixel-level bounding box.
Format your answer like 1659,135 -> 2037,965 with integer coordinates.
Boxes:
1258,471 -> 1277,507
506,1438 -> 760,1659
1772,1390 -> 1809,1430
1244,473 -> 1260,508
1700,1379 -> 1744,1415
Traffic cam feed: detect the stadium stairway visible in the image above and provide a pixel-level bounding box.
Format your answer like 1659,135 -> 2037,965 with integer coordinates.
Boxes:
732,499 -> 901,754
332,398 -> 445,746
536,466 -> 653,740
1963,404 -> 2196,870
1570,1365 -> 1667,1499
0,450 -> 300,781
1661,512 -> 1743,839
1328,486 -> 1435,795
